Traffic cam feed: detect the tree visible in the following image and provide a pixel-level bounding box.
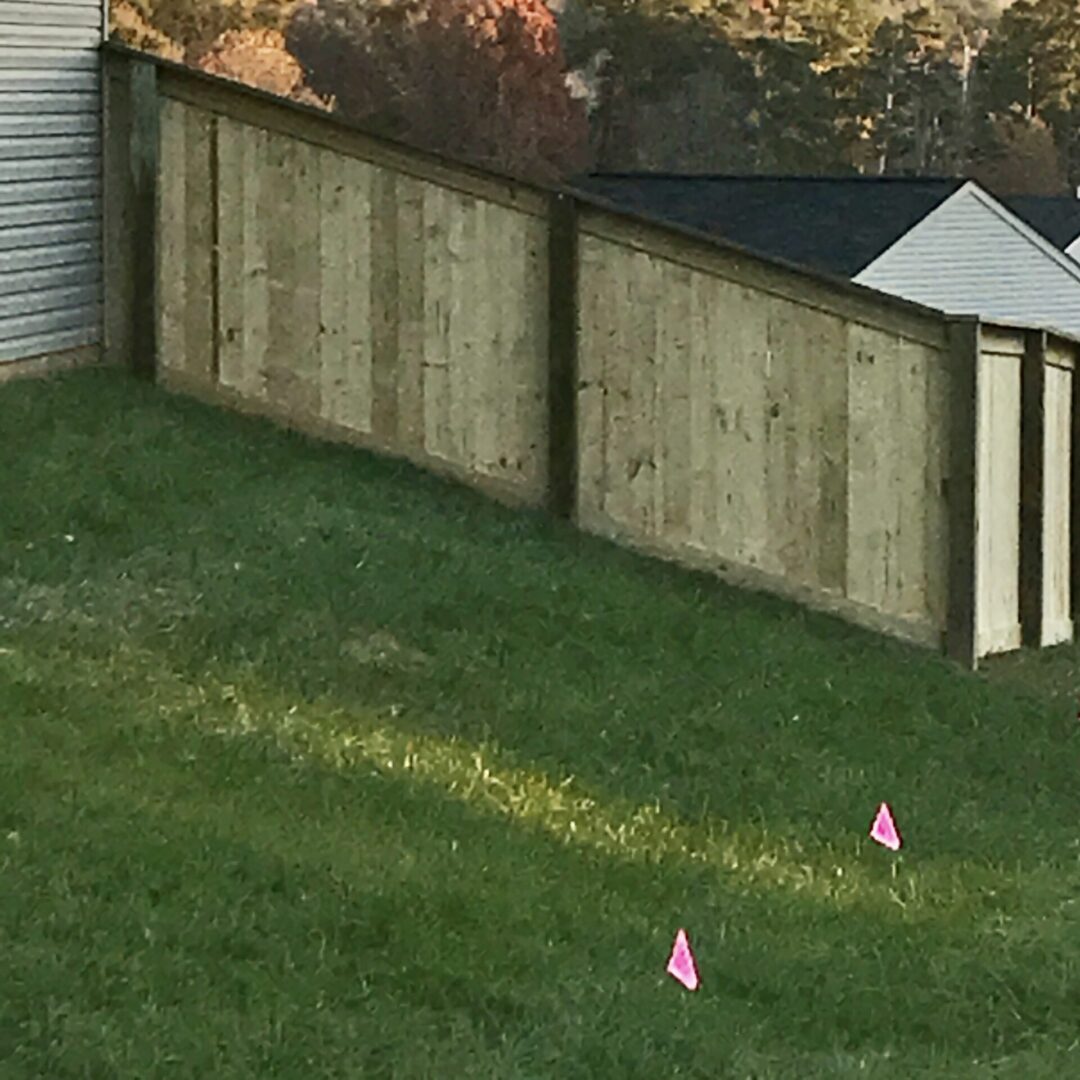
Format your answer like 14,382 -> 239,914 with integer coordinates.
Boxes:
195,27 -> 332,107
110,0 -> 302,62
844,6 -> 967,174
109,0 -> 184,59
284,0 -> 590,183
976,0 -> 1080,181
969,112 -> 1070,194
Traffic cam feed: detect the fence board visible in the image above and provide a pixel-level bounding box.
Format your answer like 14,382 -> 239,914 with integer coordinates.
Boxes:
422,182 -> 451,461
976,348 -> 1022,655
1044,363 -> 1073,644
658,263 -> 692,544
157,97 -> 186,379
396,174 -> 426,453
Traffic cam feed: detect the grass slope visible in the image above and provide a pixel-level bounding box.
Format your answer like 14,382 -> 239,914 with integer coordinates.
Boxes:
2,368 -> 1079,1078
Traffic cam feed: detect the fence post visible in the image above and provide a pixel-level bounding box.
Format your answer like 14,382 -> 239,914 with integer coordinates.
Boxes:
547,192 -> 579,520
945,317 -> 980,670
1020,328 -> 1047,648
129,59 -> 159,379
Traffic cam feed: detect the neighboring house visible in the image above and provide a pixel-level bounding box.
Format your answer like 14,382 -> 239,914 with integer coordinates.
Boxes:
0,0 -> 105,366
1003,194 -> 1080,263
573,174 -> 1080,340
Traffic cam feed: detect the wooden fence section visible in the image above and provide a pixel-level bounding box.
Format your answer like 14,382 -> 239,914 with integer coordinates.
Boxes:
576,207 -> 953,650
153,69 -> 551,508
102,45 -> 1080,668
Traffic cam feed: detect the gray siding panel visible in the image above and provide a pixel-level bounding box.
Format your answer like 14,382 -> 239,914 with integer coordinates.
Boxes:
0,323 -> 99,363
0,156 -> 100,183
0,0 -> 103,362
0,262 -> 101,296
0,219 -> 101,252
3,134 -> 100,160
0,240 -> 99,274
856,187 -> 1080,340
0,195 -> 101,228
0,178 -> 100,205
0,113 -> 101,136
0,282 -> 100,319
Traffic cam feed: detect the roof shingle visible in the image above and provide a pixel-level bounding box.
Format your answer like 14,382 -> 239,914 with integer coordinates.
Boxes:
571,174 -> 966,276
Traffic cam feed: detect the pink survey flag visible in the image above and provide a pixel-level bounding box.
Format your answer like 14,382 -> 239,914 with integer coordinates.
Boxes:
869,801 -> 901,851
666,928 -> 700,991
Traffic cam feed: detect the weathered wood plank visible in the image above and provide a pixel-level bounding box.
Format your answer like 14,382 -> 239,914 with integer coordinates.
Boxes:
240,125 -> 270,402
547,193 -> 578,517
1043,363 -> 1073,645
183,105 -> 214,386
895,338 -> 930,617
263,132 -> 299,410
395,174 -> 426,452
317,147 -> 347,426
975,347 -> 1021,656
657,263 -> 692,544
627,249 -> 659,538
369,167 -> 399,445
815,313 -> 849,594
576,235 -> 610,526
686,273 -> 714,552
599,245 -> 634,530
709,281 -> 769,569
422,182 -> 451,461
517,216 -> 549,498
216,115 -> 246,394
290,139 -> 323,417
923,337 -> 951,636
342,156 -> 374,432
472,197 -> 500,478
157,97 -> 187,379
846,324 -> 891,611
449,194 -> 479,469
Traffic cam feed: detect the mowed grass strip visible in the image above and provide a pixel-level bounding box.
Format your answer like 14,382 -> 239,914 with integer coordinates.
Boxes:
2,368 -> 1080,1079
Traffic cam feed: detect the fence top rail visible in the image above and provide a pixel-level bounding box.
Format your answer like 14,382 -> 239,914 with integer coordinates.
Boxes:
102,40 -> 1080,358
976,316 -> 1080,351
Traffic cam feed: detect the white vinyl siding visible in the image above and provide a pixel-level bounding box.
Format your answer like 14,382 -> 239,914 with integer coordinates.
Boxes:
0,0 -> 104,364
1066,236 -> 1080,263
854,184 -> 1080,342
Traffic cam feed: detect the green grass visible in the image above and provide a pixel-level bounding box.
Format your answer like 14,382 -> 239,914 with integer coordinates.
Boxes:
2,368 -> 1080,1078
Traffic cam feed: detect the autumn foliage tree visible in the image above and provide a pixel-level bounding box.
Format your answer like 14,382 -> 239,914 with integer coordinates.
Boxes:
284,0 -> 591,183
110,0 -> 302,62
195,27 -> 332,107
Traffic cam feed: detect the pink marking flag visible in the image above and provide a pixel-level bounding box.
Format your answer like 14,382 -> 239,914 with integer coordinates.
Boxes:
869,802 -> 901,851
666,928 -> 700,991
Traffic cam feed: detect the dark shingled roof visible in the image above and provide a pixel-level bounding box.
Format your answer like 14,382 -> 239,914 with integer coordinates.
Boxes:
1001,195 -> 1080,251
571,174 -> 966,277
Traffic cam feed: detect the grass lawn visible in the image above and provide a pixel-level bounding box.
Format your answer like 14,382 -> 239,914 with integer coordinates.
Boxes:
3,368 -> 1080,1078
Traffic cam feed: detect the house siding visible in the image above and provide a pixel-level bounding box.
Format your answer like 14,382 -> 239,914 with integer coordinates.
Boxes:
854,185 -> 1080,341
0,0 -> 104,364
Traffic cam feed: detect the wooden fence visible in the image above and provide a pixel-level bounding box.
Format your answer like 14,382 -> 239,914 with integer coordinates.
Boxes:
102,44 -> 1080,669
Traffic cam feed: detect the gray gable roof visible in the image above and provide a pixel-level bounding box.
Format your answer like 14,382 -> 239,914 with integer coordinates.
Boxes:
571,174 -> 965,277
1001,195 -> 1080,251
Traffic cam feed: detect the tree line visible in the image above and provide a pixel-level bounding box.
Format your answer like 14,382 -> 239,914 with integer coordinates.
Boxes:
111,0 -> 1080,193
